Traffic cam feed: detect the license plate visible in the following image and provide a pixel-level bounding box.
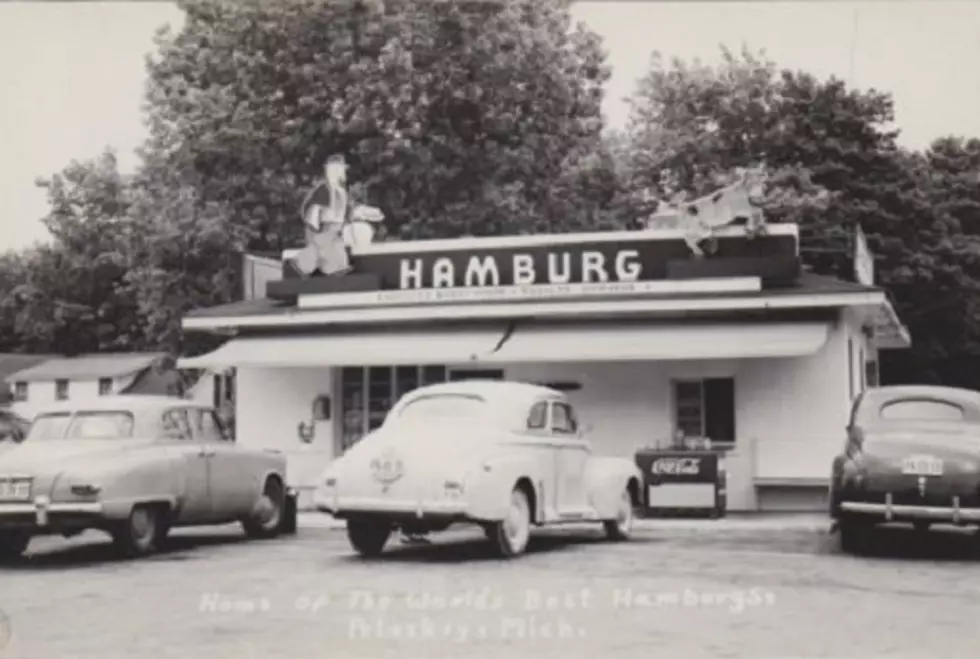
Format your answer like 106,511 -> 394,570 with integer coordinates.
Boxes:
901,455 -> 944,476
0,478 -> 31,501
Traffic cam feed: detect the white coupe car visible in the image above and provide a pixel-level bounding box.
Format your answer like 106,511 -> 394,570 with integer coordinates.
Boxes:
314,380 -> 643,558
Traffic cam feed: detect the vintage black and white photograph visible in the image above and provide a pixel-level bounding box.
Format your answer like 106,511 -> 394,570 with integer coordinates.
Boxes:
1,0 -> 980,657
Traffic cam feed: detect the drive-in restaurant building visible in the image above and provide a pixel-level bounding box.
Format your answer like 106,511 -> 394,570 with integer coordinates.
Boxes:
179,221 -> 910,512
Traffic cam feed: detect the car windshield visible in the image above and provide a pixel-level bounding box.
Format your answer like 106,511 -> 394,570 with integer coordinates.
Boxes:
28,411 -> 135,441
393,394 -> 488,427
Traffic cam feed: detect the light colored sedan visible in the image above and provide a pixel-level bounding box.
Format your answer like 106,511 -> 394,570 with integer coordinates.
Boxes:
0,395 -> 297,560
314,380 -> 643,558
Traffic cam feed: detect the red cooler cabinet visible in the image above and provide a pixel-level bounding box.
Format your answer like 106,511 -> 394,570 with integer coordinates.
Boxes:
634,448 -> 727,519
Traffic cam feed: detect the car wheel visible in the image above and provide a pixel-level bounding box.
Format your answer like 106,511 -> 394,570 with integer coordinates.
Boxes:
603,488 -> 634,541
280,490 -> 299,536
488,486 -> 532,558
112,505 -> 164,558
0,531 -> 30,562
838,516 -> 873,555
242,477 -> 287,539
347,520 -> 391,557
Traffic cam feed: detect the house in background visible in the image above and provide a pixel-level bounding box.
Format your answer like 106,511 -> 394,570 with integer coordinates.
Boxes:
5,352 -> 181,418
0,354 -> 56,407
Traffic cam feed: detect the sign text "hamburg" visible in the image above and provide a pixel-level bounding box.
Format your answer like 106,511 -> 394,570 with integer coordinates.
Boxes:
399,250 -> 642,290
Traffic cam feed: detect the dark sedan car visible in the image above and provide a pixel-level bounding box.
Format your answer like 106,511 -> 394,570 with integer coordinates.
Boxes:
830,385 -> 980,553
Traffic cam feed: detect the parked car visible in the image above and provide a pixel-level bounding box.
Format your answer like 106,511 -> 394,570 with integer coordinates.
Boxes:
314,380 -> 642,558
830,385 -> 980,553
0,395 -> 297,561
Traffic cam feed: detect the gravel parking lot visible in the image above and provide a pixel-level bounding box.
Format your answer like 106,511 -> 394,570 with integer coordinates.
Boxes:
3,517 -> 980,659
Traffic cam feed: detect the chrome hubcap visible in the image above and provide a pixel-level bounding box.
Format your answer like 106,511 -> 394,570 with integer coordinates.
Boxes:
257,494 -> 282,529
131,509 -> 153,541
617,492 -> 633,533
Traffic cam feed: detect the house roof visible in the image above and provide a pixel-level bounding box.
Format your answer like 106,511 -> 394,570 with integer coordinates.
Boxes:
0,354 -> 57,383
6,352 -> 167,383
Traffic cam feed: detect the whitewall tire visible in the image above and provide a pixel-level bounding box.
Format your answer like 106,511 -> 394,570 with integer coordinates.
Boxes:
113,505 -> 164,558
488,486 -> 532,558
603,488 -> 634,541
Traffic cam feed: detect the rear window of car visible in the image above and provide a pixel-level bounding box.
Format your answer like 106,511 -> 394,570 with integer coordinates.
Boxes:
879,399 -> 965,422
29,411 -> 135,440
395,394 -> 487,423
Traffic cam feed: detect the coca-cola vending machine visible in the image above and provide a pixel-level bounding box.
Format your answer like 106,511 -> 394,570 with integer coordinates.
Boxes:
634,448 -> 726,518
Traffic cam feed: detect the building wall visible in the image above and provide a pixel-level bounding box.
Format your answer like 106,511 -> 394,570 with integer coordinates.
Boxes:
13,374 -> 138,419
235,367 -> 335,500
231,315 -> 859,511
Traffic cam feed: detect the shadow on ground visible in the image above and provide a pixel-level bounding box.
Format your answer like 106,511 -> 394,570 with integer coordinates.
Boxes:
339,528 -> 661,564
3,530 -> 254,571
837,524 -> 980,562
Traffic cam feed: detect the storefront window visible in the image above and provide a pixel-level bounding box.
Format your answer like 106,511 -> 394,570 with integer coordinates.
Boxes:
672,378 -> 736,446
340,365 -> 448,451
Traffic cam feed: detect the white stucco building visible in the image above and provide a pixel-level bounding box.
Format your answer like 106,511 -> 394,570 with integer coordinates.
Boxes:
179,223 -> 909,511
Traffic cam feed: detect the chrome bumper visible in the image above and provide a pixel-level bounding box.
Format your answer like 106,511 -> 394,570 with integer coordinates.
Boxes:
841,495 -> 980,523
314,494 -> 467,518
0,497 -> 104,527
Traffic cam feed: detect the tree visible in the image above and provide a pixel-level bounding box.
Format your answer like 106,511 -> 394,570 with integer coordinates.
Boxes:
2,151 -> 143,355
141,0 -> 613,252
622,46 -> 980,386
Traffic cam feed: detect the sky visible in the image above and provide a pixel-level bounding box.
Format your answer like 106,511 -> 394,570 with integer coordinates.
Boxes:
1,1 -> 979,252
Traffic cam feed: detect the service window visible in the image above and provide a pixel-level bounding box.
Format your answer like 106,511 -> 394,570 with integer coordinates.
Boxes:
550,402 -> 578,435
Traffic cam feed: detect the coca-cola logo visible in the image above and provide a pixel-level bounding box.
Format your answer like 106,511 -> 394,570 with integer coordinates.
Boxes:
651,457 -> 701,476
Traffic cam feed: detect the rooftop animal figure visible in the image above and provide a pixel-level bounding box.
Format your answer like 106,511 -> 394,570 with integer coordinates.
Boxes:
646,167 -> 768,257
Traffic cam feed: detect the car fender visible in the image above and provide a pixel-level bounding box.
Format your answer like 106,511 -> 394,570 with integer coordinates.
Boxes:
56,455 -> 184,521
464,452 -> 546,523
584,456 -> 642,519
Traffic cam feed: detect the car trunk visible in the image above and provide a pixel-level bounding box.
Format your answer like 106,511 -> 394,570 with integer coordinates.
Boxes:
859,427 -> 980,503
338,425 -> 497,502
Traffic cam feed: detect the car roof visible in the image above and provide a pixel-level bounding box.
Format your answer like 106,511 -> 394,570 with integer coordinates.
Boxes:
32,395 -> 211,415
402,380 -> 564,405
861,385 -> 980,406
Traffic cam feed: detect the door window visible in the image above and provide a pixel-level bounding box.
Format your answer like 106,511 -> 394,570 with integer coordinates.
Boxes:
526,401 -> 548,430
550,402 -> 578,435
160,409 -> 192,441
190,409 -> 226,442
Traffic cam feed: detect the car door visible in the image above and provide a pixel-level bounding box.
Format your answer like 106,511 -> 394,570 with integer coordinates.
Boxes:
520,400 -> 561,522
551,401 -> 591,516
161,408 -> 213,524
189,408 -> 256,520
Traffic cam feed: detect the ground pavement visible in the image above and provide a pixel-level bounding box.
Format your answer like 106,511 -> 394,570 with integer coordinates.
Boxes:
2,514 -> 980,659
